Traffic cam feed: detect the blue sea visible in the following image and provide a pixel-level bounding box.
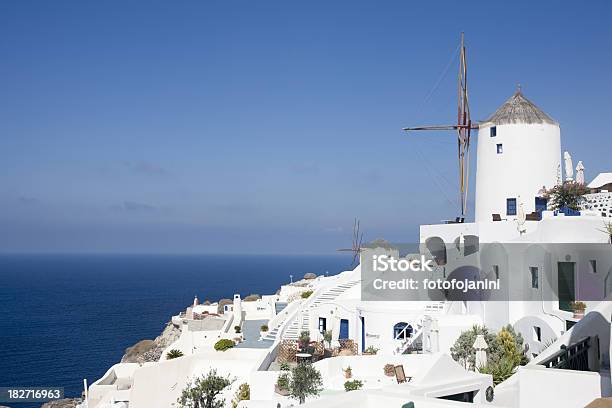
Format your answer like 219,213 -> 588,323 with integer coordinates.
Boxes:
0,254 -> 349,407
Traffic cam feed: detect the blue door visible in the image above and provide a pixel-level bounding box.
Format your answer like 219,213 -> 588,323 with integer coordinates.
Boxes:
360,317 -> 365,352
339,319 -> 349,339
535,197 -> 547,213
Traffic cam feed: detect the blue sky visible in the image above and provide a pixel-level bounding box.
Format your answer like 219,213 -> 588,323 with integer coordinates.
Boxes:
1,1 -> 611,254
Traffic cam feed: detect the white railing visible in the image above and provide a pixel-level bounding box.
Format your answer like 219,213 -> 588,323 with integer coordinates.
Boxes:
394,317 -> 424,354
278,274 -> 348,339
221,313 -> 234,334
266,299 -> 303,334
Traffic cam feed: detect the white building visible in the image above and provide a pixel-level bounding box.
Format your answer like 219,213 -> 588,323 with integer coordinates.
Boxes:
83,90 -> 611,408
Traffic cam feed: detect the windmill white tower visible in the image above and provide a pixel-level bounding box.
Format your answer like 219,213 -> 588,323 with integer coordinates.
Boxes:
474,89 -> 561,223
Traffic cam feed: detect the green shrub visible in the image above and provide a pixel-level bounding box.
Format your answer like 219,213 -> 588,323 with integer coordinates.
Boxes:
277,372 -> 290,390
166,349 -> 184,360
450,325 -> 499,369
364,346 -> 379,355
450,324 -> 527,371
301,290 -> 314,299
344,379 -> 363,392
260,324 -> 269,332
214,339 -> 236,351
544,181 -> 589,211
280,362 -> 291,371
231,383 -> 250,408
478,357 -> 517,385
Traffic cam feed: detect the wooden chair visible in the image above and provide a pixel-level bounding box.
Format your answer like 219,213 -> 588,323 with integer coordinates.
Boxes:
526,212 -> 541,221
394,365 -> 411,384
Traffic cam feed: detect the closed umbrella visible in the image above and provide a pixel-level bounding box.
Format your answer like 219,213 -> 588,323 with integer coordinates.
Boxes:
517,197 -> 527,235
473,334 -> 489,369
331,315 -> 341,347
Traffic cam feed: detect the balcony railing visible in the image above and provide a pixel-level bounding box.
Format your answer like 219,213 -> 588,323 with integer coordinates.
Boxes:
539,337 -> 590,371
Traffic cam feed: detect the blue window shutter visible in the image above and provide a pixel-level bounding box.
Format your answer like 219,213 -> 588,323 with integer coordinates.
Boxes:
507,198 -> 517,215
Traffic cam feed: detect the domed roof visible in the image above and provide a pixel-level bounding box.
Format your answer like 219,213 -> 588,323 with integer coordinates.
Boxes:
484,89 -> 558,126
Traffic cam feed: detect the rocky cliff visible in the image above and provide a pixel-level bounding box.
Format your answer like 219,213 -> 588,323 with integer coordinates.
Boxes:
121,321 -> 181,363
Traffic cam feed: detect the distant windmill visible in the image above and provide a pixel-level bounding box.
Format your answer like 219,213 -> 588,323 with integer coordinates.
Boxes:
337,218 -> 364,268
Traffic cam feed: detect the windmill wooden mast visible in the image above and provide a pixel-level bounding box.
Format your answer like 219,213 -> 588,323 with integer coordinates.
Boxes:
403,33 -> 478,219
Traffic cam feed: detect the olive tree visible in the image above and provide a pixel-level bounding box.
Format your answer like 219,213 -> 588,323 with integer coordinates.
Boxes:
177,369 -> 233,408
450,325 -> 498,370
289,363 -> 323,404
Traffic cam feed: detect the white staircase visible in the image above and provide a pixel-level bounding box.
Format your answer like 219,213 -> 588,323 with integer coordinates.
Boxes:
394,304 -> 445,354
280,279 -> 360,341
395,323 -> 424,355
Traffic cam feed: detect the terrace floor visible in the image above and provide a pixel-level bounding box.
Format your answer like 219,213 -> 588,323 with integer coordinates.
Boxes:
235,319 -> 274,349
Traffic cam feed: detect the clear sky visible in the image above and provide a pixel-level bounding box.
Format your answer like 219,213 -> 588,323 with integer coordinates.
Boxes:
1,1 -> 611,254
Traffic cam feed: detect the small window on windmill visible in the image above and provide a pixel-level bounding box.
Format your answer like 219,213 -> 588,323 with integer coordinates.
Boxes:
492,265 -> 500,280
496,143 -> 503,154
530,266 -> 539,289
490,126 -> 497,137
589,260 -> 597,274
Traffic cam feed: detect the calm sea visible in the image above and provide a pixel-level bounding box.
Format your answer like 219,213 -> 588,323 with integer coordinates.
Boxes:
0,254 -> 349,407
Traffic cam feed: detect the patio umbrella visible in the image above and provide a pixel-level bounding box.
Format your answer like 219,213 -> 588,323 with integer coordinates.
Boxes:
517,197 -> 527,235
473,334 -> 489,369
331,315 -> 341,346
576,161 -> 585,185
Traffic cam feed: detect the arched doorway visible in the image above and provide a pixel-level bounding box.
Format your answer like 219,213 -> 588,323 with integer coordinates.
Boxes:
393,322 -> 413,340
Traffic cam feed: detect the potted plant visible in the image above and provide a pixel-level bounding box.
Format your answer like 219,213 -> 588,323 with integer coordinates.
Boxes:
599,221 -> 612,245
343,366 -> 352,379
363,346 -> 379,355
384,364 -> 395,377
570,301 -> 587,318
275,372 -> 290,396
323,330 -> 332,349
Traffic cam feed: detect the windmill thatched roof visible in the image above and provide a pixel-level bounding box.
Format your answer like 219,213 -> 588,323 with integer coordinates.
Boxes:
483,90 -> 558,126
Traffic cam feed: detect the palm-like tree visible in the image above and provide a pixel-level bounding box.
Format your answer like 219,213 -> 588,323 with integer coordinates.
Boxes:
166,349 -> 184,360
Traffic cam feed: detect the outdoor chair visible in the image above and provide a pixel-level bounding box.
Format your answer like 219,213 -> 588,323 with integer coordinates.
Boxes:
526,212 -> 542,221
394,365 -> 411,384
